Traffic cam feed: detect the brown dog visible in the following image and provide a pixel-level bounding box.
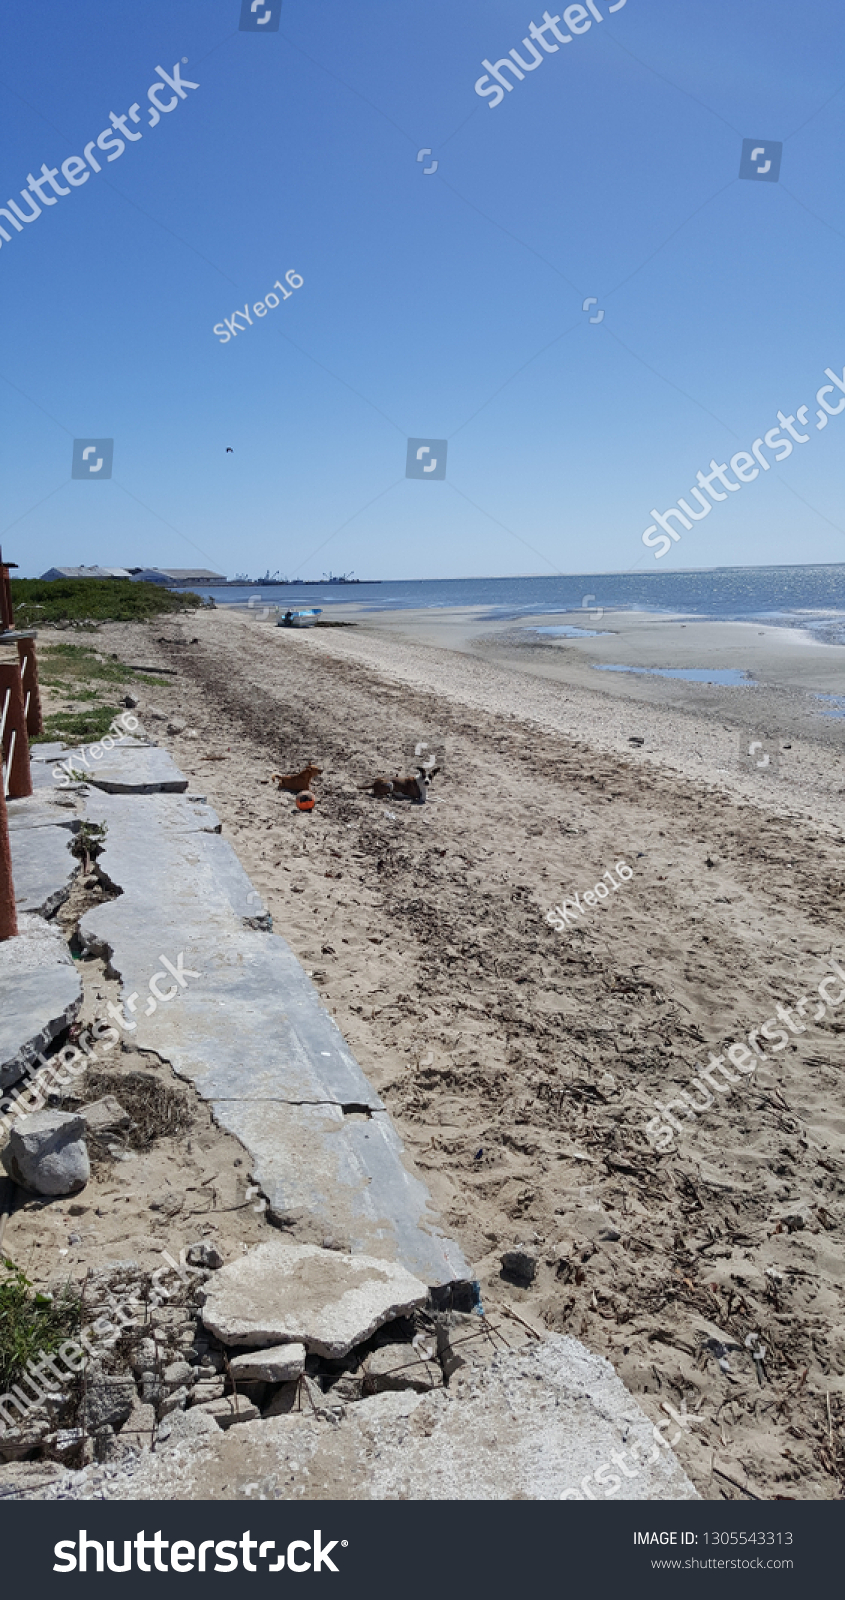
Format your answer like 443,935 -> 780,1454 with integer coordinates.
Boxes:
272,762 -> 322,795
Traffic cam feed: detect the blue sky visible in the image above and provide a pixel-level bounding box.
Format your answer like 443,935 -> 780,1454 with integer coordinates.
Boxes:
1,0 -> 843,581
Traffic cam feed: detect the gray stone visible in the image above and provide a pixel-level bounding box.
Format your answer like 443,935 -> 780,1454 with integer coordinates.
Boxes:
159,1387 -> 190,1417
167,719 -> 187,735
163,1361 -> 194,1389
228,1343 -> 306,1383
500,1244 -> 539,1284
200,1239 -> 428,1358
81,1376 -> 136,1432
78,1096 -> 130,1136
364,1342 -> 442,1394
190,1379 -> 226,1404
193,1395 -> 260,1430
185,1241 -> 223,1270
2,1110 -> 89,1195
0,914 -> 82,1090
78,789 -> 469,1288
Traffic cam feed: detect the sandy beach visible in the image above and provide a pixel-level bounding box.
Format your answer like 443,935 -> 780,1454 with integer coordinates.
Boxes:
32,599 -> 834,1502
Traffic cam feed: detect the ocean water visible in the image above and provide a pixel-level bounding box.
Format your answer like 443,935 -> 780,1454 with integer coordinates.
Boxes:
594,665 -> 755,687
192,563 -> 845,646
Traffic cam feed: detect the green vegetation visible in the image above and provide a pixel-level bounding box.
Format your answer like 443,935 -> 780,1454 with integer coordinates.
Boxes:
32,642 -> 171,744
10,576 -> 203,628
0,1257 -> 80,1391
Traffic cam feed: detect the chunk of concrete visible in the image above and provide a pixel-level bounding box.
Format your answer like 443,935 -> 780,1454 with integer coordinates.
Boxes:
365,1343 -> 442,1393
2,1110 -> 89,1196
55,742 -> 187,795
193,1395 -> 260,1430
229,1343 -> 307,1382
200,1240 -> 428,1358
78,1097 -> 130,1136
80,1377 -> 136,1433
9,804 -> 79,917
0,916 -> 82,1090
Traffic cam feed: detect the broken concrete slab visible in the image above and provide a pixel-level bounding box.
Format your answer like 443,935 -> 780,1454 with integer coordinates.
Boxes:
200,1239 -> 428,1358
0,914 -> 82,1091
220,1100 -> 468,1275
2,1109 -> 89,1196
228,1344 -> 307,1383
76,785 -> 468,1286
46,741 -> 187,795
20,1335 -> 698,1500
8,795 -> 80,917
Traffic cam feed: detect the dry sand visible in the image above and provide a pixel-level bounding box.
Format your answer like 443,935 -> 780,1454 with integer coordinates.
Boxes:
10,604 -> 845,1501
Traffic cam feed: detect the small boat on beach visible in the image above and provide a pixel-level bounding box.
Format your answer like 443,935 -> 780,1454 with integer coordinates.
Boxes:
277,608 -> 322,628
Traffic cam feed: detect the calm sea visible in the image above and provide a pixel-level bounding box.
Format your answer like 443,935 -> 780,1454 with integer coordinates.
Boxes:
192,564 -> 845,646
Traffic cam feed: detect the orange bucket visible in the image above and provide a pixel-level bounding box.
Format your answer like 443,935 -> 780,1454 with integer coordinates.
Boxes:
296,790 -> 315,812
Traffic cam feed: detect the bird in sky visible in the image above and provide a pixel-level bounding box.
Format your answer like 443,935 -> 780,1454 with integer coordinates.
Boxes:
226,447 -> 233,453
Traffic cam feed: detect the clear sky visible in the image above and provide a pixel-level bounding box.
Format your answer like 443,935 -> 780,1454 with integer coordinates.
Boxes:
1,0 -> 843,581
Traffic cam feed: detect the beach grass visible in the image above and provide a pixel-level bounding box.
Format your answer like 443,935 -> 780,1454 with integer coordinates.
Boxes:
10,577 -> 203,629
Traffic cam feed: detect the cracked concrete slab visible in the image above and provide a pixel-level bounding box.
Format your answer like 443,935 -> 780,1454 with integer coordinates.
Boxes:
33,738 -> 185,794
77,770 -> 469,1287
8,794 -> 80,917
0,915 -> 82,1090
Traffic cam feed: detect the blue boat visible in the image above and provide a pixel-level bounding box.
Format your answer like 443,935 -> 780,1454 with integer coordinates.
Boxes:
277,608 -> 322,628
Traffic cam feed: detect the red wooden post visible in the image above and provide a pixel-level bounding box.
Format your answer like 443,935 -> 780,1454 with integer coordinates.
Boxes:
16,638 -> 43,736
0,545 -> 16,634
0,662 -> 32,799
0,779 -> 17,939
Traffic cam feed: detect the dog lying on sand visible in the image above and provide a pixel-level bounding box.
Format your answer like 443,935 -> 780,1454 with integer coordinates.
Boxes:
271,762 -> 322,795
360,767 -> 439,802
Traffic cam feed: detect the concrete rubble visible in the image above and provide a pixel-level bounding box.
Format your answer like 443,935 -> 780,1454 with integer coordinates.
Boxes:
200,1239 -> 429,1358
4,1336 -> 698,1501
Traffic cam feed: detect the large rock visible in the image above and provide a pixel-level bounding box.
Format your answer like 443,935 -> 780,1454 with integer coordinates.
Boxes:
2,1110 -> 89,1196
200,1240 -> 428,1358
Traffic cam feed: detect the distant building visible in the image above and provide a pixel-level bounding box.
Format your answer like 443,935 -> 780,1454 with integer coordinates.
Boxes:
129,568 -> 225,586
40,565 -> 132,580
